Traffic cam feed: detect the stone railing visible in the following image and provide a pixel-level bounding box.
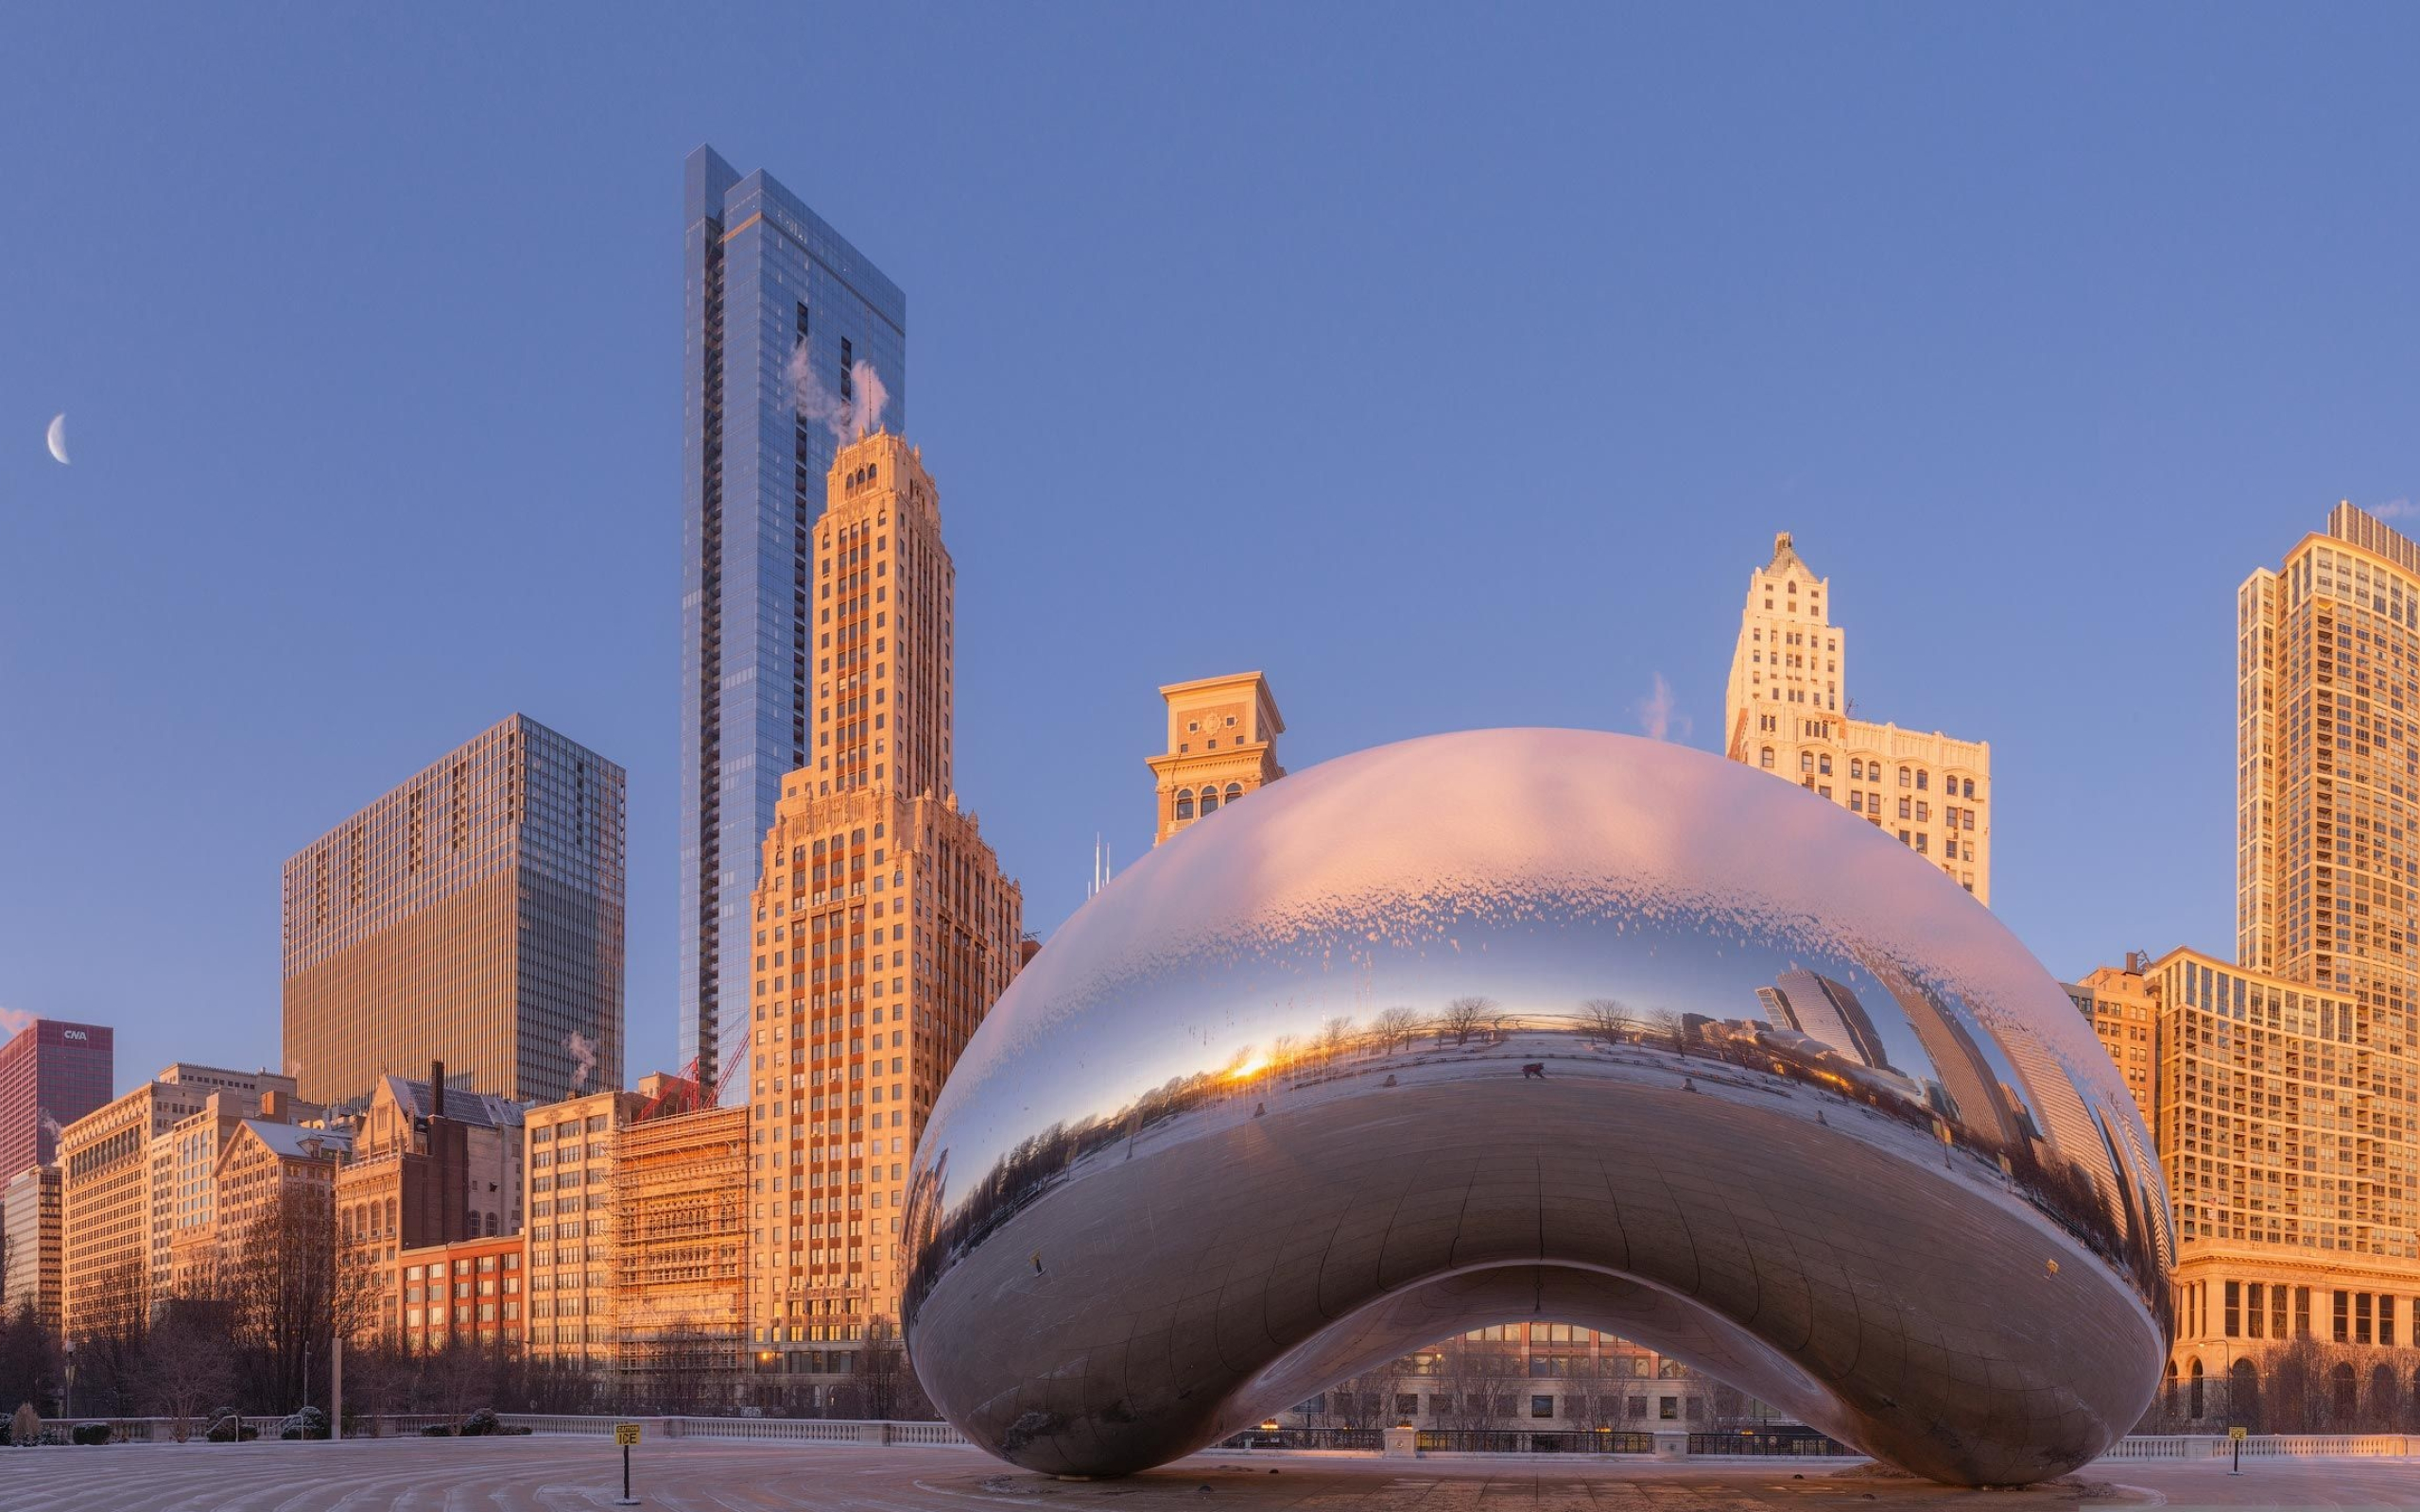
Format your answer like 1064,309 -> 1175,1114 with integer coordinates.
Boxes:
17,1415 -> 971,1447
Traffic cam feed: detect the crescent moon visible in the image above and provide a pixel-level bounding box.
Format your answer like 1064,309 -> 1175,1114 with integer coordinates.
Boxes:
45,414 -> 68,466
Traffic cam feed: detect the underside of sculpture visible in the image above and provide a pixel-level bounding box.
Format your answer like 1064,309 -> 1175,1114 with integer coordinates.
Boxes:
903,730 -> 2170,1486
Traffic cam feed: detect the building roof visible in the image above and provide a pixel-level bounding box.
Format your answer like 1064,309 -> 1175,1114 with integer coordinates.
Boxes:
239,1120 -> 352,1162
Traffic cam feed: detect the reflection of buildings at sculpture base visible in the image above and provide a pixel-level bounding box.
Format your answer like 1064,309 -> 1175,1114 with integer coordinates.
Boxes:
2068,948 -> 2420,1401
1722,532 -> 1992,902
1277,1324 -> 1753,1434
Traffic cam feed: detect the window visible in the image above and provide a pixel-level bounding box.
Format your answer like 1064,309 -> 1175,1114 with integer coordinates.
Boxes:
1394,1394 -> 1418,1418
1530,1395 -> 1554,1419
2225,1280 -> 2239,1338
1224,782 -> 1243,805
1174,793 -> 1194,821
1800,751 -> 1814,773
1658,1397 -> 1678,1420
1200,787 -> 1219,815
1818,755 -> 1832,775
1898,767 -> 1910,787
1759,747 -> 1774,770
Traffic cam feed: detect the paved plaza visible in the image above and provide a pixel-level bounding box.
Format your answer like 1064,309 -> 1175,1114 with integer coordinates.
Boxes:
6,1439 -> 2420,1512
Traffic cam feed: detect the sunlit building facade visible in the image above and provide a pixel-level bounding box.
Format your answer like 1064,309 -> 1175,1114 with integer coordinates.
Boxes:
2,1164 -> 60,1333
523,1088 -> 646,1366
682,146 -> 908,1103
745,432 -> 1023,1397
2065,958 -> 2156,1125
1722,532 -> 1992,902
282,713 -> 626,1107
57,1064 -> 296,1339
615,1103 -> 749,1396
1147,672 -> 1286,846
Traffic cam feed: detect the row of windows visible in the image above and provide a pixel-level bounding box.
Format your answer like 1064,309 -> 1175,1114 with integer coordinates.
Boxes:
1173,783 -> 1246,821
1758,749 -> 1979,797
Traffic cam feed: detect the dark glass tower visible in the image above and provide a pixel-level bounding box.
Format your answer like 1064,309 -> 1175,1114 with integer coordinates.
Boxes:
281,713 -> 626,1105
681,146 -> 905,1098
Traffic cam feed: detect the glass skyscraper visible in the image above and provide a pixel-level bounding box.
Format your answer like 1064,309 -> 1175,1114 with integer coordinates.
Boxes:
682,146 -> 905,1099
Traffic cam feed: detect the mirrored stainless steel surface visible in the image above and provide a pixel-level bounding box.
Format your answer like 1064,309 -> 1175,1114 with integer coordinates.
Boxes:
904,730 -> 2169,1486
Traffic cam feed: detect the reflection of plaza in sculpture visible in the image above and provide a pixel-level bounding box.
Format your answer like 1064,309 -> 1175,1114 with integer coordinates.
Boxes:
903,730 -> 2170,1486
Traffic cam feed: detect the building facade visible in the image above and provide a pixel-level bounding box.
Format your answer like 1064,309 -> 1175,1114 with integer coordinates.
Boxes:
745,432 -> 1024,1395
1722,532 -> 1993,902
683,145 -> 908,1103
1146,672 -> 1286,846
0,1019 -> 112,1182
2065,959 -> 2157,1125
615,1103 -> 748,1399
397,1231 -> 526,1354
282,713 -> 626,1107
57,1064 -> 296,1339
2,1163 -> 60,1332
523,1089 -> 645,1367
333,1071 -> 526,1340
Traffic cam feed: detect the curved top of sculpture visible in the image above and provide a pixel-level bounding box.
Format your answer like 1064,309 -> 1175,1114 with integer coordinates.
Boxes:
905,730 -> 2171,1486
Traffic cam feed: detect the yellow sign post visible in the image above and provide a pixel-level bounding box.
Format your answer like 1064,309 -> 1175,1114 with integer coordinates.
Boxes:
2228,1423 -> 2247,1475
614,1422 -> 642,1503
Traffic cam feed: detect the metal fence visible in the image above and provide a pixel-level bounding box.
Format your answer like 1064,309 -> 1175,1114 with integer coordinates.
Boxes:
1687,1430 -> 1852,1457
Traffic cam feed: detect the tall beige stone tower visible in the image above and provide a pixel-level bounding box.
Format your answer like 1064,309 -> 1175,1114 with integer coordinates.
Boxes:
746,431 -> 1023,1405
1722,532 -> 1993,902
1148,672 -> 1286,845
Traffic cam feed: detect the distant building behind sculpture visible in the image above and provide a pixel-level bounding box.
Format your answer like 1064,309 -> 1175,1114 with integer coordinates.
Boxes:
281,713 -> 626,1107
1723,532 -> 1991,902
1148,672 -> 1286,845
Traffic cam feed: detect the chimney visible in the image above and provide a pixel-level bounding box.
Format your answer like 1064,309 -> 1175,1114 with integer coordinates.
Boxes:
431,1059 -> 446,1119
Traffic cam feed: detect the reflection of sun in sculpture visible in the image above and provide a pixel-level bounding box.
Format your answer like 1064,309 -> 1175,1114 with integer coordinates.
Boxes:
905,730 -> 2169,1486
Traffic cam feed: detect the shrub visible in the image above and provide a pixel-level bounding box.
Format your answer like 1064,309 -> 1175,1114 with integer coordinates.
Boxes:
9,1404 -> 37,1448
70,1423 -> 111,1446
458,1408 -> 501,1437
279,1406 -> 331,1441
501,1424 -> 534,1435
204,1414 -> 257,1443
419,1424 -> 455,1437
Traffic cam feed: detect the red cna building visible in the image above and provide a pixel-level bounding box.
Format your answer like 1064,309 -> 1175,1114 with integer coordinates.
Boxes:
0,1020 -> 112,1181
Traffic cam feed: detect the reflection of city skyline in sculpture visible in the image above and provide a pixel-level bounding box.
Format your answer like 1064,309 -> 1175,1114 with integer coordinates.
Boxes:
904,730 -> 2169,1488
1756,970 -> 1892,1070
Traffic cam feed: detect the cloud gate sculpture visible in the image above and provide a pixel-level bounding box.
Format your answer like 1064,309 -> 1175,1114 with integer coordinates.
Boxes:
903,730 -> 2170,1486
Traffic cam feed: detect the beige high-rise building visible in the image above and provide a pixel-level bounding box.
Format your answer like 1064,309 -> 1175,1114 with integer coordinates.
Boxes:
746,431 -> 1025,1400
1722,532 -> 1993,902
1147,672 -> 1286,846
523,1088 -> 645,1368
58,1064 -> 296,1340
2065,960 -> 2157,1125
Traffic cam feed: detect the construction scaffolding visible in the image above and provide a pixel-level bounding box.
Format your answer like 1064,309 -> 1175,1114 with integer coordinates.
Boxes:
613,1103 -> 748,1408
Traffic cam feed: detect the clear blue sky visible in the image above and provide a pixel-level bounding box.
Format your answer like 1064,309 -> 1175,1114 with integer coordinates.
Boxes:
5,6 -> 2415,1094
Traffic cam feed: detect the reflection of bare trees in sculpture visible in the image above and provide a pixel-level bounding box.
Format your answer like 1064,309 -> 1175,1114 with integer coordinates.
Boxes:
1440,997 -> 1495,1047
1580,998 -> 1635,1048
906,982 -> 2158,1366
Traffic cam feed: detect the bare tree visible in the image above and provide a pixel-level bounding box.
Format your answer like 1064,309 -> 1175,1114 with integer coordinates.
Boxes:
1580,998 -> 1635,1048
1644,1008 -> 1685,1057
1317,1017 -> 1354,1071
145,1299 -> 235,1439
1372,1007 -> 1423,1056
226,1183 -> 340,1413
1441,997 -> 1495,1048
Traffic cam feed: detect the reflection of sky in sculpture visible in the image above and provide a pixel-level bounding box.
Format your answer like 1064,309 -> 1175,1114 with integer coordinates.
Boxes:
915,729 -> 2169,1297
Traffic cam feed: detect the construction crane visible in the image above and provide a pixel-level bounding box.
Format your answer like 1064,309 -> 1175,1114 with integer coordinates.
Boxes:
636,1049 -> 747,1122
